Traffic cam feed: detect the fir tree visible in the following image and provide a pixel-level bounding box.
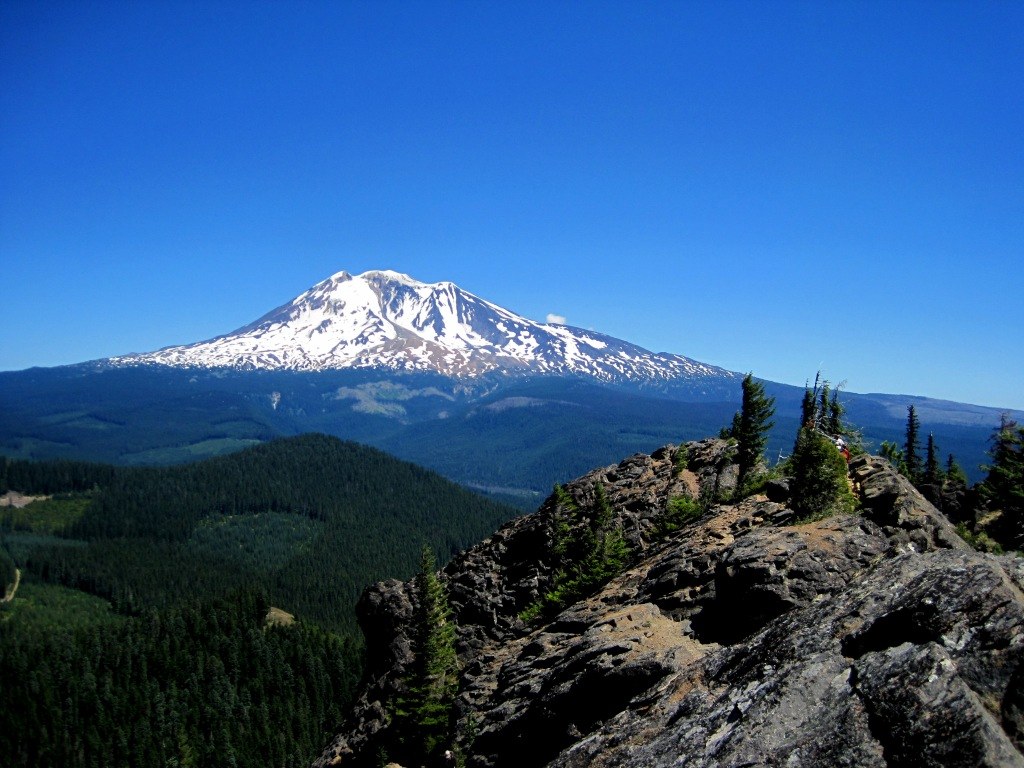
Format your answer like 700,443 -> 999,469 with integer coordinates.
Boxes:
903,405 -> 922,483
522,483 -> 629,621
800,374 -> 820,428
919,433 -> 944,505
785,373 -> 858,521
819,380 -> 831,430
924,433 -> 941,484
732,374 -> 776,492
393,546 -> 460,764
788,426 -> 855,522
941,453 -> 969,521
978,416 -> 1024,551
880,441 -> 907,475
946,453 -> 967,486
826,390 -> 844,437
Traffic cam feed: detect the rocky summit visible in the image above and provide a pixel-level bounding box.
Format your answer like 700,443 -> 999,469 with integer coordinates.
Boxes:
315,441 -> 1024,768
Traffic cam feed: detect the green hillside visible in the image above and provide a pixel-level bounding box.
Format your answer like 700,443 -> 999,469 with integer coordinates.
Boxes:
0,435 -> 520,767
1,434 -> 518,631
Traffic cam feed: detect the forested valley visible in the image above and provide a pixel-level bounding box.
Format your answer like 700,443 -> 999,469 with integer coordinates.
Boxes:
0,434 -> 519,767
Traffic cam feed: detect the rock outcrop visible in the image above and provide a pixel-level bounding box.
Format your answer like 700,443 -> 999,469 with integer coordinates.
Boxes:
315,443 -> 1024,768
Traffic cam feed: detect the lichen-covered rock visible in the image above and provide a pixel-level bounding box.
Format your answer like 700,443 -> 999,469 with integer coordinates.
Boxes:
314,445 -> 1024,768
851,453 -> 968,552
552,550 -> 1024,768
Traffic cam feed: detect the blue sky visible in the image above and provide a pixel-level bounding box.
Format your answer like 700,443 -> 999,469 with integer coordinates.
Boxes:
2,1 -> 1022,409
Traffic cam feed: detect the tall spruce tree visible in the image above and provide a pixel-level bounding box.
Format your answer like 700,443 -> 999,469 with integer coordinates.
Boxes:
918,432 -> 944,506
392,546 -> 459,764
734,373 -> 776,491
924,433 -> 940,484
903,405 -> 922,483
827,390 -> 844,436
978,416 -> 1024,551
800,373 -> 822,427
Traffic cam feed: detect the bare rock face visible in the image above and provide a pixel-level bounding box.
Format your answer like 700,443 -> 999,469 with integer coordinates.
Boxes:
314,444 -> 1024,768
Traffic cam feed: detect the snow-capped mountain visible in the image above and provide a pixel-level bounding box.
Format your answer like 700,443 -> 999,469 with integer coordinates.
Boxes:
113,269 -> 734,384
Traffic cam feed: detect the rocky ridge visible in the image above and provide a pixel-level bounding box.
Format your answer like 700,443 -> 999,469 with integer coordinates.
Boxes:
315,441 -> 1024,768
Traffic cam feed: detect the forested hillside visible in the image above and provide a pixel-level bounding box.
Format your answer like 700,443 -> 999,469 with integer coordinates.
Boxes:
1,589 -> 360,767
1,434 -> 517,630
0,435 -> 519,767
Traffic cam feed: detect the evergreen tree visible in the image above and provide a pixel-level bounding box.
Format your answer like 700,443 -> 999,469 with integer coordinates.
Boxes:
786,373 -> 856,523
581,484 -> 629,585
720,411 -> 742,440
903,405 -> 922,483
522,483 -> 629,621
946,453 -> 967,486
788,426 -> 855,522
733,373 -> 776,491
919,433 -> 944,505
941,453 -> 969,521
978,416 -> 1024,551
392,546 -> 459,764
879,441 -> 907,475
819,380 -> 831,430
924,433 -> 941,484
826,390 -> 844,436
0,542 -> 15,596
795,372 -> 850,439
800,374 -> 820,428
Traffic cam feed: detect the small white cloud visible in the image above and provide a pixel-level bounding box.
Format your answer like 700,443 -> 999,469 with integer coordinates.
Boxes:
546,313 -> 567,325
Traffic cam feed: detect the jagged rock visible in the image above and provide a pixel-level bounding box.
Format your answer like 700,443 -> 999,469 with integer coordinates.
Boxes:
851,454 -> 968,552
314,443 -> 1024,768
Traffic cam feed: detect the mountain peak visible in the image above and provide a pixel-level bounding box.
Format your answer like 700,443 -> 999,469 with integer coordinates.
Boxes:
111,269 -> 735,384
357,269 -> 419,285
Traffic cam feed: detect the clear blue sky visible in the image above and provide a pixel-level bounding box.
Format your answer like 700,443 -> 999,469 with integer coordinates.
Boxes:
2,1 -> 1022,409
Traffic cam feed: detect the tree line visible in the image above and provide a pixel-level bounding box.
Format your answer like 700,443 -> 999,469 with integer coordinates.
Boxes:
883,405 -> 1022,552
729,373 -> 1022,551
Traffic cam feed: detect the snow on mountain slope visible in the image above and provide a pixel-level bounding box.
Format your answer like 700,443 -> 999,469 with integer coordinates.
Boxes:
112,270 -> 734,383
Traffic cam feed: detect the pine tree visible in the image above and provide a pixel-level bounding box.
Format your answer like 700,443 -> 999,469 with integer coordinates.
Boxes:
826,390 -> 844,436
789,426 -> 855,522
785,372 -> 860,521
941,453 -> 969,521
903,405 -> 922,483
978,416 -> 1024,551
392,546 -> 459,763
924,433 -> 941,484
880,441 -> 907,475
734,373 -> 776,492
819,380 -> 831,430
801,374 -> 821,427
523,483 -> 630,621
919,433 -> 944,506
946,453 -> 967,486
